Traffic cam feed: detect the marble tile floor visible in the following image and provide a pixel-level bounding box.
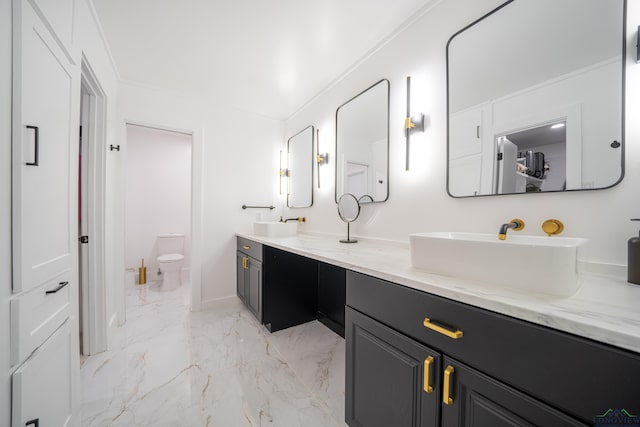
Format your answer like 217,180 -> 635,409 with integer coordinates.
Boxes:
80,282 -> 347,427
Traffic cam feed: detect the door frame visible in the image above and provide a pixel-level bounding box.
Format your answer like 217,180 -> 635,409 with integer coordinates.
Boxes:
79,55 -> 107,355
123,120 -> 203,312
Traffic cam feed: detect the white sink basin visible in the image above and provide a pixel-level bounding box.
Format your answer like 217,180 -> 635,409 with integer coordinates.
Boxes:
409,232 -> 587,297
253,221 -> 297,237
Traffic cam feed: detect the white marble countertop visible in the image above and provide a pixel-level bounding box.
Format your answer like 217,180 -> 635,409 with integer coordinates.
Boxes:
237,231 -> 640,354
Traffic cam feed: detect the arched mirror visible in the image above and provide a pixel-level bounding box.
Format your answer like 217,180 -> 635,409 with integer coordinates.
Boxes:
336,79 -> 390,203
447,0 -> 625,197
287,125 -> 314,208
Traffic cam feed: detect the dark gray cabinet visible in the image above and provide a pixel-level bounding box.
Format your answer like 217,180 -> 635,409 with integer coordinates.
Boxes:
346,307 -> 584,427
236,251 -> 246,301
346,271 -> 640,426
238,237 -> 346,336
346,307 -> 440,427
237,237 -> 263,322
440,356 -> 585,427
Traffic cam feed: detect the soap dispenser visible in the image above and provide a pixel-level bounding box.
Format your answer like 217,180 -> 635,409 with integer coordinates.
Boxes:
629,219 -> 640,285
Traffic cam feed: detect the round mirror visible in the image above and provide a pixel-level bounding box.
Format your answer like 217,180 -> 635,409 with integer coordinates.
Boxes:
337,193 -> 360,243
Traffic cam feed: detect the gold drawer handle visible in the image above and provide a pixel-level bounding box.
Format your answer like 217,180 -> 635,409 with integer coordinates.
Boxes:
423,318 -> 463,339
423,356 -> 434,393
443,365 -> 454,405
242,257 -> 248,270
243,245 -> 251,250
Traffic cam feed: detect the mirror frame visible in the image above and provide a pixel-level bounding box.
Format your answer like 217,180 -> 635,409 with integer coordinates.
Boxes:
335,79 -> 391,204
445,0 -> 627,198
286,125 -> 314,208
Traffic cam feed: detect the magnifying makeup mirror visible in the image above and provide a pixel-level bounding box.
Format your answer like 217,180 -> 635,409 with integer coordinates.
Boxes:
337,193 -> 360,243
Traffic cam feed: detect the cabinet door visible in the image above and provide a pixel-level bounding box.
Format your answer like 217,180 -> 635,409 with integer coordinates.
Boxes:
346,307 -> 440,427
12,321 -> 73,427
449,108 -> 483,159
440,356 -> 586,427
449,155 -> 482,197
29,0 -> 75,57
246,257 -> 262,322
12,0 -> 75,294
236,251 -> 246,301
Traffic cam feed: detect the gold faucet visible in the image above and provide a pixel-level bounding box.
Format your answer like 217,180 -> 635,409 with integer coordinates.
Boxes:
282,216 -> 306,223
542,219 -> 563,236
498,219 -> 525,240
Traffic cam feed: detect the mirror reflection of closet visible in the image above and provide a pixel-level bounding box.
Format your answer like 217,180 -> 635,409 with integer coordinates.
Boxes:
336,79 -> 390,203
496,120 -> 567,194
447,0 -> 625,197
287,126 -> 314,208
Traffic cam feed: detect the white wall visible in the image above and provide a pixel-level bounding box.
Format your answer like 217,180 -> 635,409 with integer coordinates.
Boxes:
117,81 -> 284,307
125,125 -> 192,277
1,0 -> 12,423
284,0 -> 640,269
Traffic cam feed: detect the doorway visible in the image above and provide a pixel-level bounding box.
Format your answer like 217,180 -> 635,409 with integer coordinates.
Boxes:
78,57 -> 108,359
124,124 -> 193,304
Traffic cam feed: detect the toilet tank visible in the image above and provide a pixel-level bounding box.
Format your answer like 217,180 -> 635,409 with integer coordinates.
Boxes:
157,233 -> 184,255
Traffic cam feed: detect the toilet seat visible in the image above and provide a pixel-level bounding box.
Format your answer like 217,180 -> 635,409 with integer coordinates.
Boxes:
157,254 -> 184,263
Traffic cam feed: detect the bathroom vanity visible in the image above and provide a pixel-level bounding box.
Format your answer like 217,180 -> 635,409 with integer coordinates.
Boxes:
346,271 -> 639,426
237,231 -> 640,426
237,236 -> 346,335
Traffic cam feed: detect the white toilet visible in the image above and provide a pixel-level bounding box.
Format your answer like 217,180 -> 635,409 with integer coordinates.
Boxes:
156,233 -> 185,291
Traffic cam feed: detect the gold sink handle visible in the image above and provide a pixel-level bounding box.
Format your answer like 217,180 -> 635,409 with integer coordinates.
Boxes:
542,219 -> 564,236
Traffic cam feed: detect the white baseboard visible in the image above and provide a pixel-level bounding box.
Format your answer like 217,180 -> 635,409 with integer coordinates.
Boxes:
199,295 -> 241,311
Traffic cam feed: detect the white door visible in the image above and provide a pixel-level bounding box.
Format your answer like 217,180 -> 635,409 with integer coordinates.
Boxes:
449,155 -> 482,197
79,89 -> 90,356
12,0 -> 75,293
496,137 -> 518,194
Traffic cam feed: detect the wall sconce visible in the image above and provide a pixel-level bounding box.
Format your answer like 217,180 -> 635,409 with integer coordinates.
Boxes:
279,150 -> 290,195
405,75 -> 425,171
316,128 -> 329,188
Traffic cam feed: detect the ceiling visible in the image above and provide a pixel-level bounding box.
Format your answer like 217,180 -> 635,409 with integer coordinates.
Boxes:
91,0 -> 435,120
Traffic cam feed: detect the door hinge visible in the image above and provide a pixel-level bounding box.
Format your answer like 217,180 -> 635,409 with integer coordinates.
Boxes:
110,144 -> 120,151
497,153 -> 503,161
79,235 -> 89,244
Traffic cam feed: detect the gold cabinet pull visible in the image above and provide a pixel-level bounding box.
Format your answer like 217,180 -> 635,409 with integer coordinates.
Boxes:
423,318 -> 463,339
243,245 -> 251,250
242,257 -> 248,270
443,365 -> 454,405
423,356 -> 434,393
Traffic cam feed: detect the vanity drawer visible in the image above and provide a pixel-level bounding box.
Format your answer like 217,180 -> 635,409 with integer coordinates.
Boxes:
346,271 -> 640,422
237,236 -> 262,261
12,319 -> 73,427
11,270 -> 72,365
